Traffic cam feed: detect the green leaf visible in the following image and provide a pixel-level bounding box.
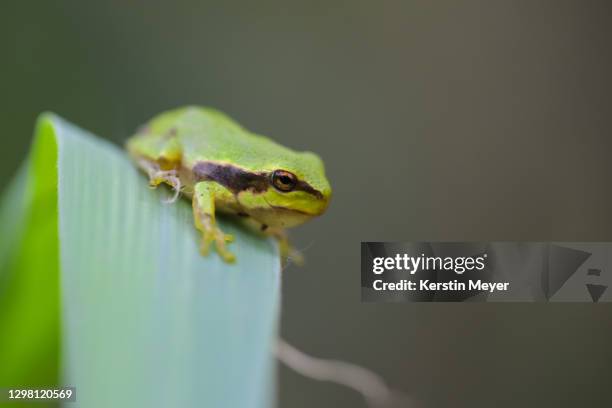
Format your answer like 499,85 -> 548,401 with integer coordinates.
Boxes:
0,114 -> 280,408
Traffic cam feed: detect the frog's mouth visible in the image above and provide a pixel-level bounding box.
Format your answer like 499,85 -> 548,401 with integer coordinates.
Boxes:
263,196 -> 318,217
249,197 -> 315,228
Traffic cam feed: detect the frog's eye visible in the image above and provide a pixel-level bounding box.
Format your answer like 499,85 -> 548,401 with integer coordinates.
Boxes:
271,170 -> 297,192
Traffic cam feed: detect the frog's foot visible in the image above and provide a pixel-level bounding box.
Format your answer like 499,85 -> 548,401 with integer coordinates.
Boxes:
272,230 -> 304,266
138,159 -> 182,204
157,172 -> 181,204
283,243 -> 305,267
198,214 -> 236,263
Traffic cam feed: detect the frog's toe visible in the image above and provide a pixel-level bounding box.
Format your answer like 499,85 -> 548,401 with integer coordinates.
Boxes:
199,226 -> 236,263
278,238 -> 304,266
199,233 -> 213,256
217,247 -> 236,263
147,170 -> 181,204
162,178 -> 182,204
213,229 -> 235,263
287,247 -> 305,266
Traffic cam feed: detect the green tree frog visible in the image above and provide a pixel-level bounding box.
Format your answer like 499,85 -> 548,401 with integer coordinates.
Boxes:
126,106 -> 331,263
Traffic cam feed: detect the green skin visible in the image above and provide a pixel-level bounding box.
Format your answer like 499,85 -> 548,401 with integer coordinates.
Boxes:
126,106 -> 332,262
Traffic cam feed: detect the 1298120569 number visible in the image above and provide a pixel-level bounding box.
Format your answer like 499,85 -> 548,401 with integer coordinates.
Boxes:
2,387 -> 75,401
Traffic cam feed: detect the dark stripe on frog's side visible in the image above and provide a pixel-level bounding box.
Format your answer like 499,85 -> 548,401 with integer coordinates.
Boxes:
192,161 -> 323,198
193,161 -> 268,193
294,180 -> 323,199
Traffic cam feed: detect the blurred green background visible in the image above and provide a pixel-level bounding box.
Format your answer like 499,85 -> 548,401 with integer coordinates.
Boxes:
2,1 -> 612,407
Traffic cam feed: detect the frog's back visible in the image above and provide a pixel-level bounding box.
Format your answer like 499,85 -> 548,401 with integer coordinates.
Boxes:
174,107 -> 294,170
175,107 -> 249,164
129,106 -> 298,171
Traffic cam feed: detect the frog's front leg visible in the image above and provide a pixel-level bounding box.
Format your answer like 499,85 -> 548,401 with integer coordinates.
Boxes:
137,158 -> 182,204
193,181 -> 236,263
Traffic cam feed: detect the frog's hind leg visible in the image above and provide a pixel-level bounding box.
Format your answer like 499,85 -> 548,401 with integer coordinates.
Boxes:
137,158 -> 182,204
231,218 -> 304,266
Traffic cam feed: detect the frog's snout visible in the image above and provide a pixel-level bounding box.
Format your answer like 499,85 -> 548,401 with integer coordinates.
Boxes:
312,188 -> 331,216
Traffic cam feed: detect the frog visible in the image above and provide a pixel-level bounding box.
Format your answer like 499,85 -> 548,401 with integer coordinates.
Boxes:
126,106 -> 332,263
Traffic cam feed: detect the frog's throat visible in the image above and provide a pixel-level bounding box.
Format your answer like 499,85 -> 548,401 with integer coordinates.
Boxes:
191,161 -> 323,199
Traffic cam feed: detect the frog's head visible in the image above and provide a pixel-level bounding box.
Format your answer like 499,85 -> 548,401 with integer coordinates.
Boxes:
244,151 -> 332,228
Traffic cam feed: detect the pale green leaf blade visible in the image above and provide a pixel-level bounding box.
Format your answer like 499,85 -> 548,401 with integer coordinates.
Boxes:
1,113 -> 281,408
